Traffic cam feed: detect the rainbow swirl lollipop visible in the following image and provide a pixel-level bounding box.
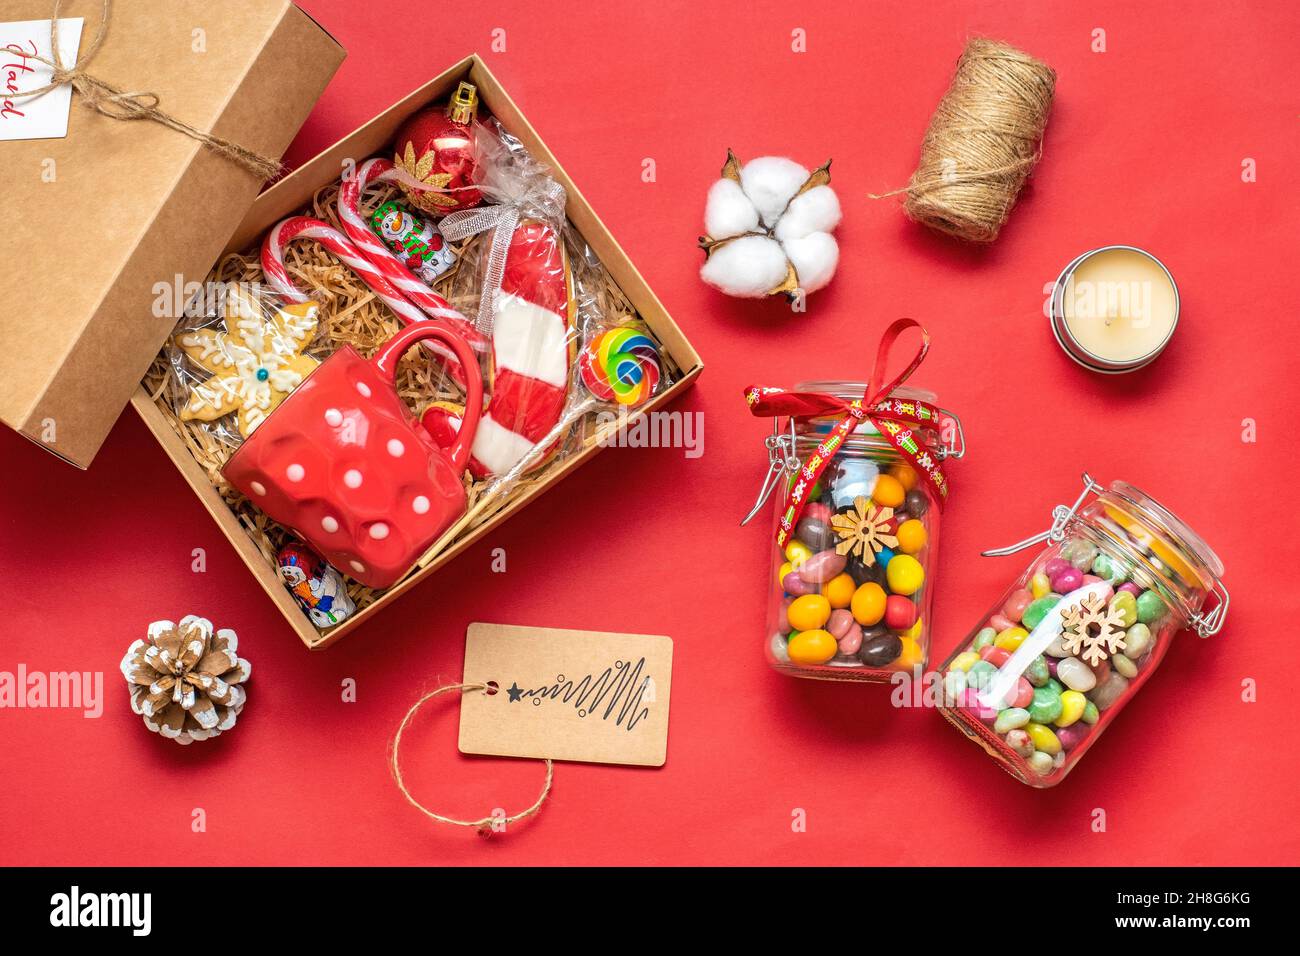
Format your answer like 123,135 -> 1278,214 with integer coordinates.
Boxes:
579,327 -> 661,407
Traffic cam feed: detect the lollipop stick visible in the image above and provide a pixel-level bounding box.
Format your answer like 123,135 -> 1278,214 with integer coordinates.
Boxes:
414,394 -> 597,569
414,325 -> 662,570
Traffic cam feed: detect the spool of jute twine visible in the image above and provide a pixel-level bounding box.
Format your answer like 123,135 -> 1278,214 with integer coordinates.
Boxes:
11,0 -> 281,180
390,683 -> 553,837
872,38 -> 1056,243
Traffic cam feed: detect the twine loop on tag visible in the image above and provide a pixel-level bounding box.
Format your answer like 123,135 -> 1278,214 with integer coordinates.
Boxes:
390,682 -> 553,837
13,0 -> 281,180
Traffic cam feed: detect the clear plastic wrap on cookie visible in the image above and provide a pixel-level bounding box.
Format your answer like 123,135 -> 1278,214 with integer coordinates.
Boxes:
162,280 -> 328,449
416,122 -> 672,520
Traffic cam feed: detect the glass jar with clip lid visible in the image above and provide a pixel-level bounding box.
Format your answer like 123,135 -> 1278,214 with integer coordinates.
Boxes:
742,320 -> 965,681
936,474 -> 1228,786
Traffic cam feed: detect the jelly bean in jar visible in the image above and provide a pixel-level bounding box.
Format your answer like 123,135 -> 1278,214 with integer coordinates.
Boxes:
747,379 -> 965,681
937,475 -> 1227,786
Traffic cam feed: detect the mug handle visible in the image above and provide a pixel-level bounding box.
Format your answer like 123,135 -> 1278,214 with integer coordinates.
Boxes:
372,321 -> 484,474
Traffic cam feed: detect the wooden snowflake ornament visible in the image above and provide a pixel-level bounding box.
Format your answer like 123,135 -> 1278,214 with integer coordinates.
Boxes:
831,496 -> 899,563
120,617 -> 251,745
1059,593 -> 1128,666
174,285 -> 319,436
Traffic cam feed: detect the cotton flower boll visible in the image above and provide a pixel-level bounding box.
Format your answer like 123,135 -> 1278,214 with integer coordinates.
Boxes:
774,185 -> 842,242
781,233 -> 839,293
699,234 -> 791,298
740,156 -> 810,228
698,149 -> 840,299
704,178 -> 760,239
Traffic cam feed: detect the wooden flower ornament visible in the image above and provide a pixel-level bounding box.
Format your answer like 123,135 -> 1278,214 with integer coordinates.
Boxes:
698,149 -> 841,300
120,617 -> 251,744
831,497 -> 899,563
1059,593 -> 1128,666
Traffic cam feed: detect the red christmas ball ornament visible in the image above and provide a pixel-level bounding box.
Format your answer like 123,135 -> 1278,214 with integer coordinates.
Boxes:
392,81 -> 483,217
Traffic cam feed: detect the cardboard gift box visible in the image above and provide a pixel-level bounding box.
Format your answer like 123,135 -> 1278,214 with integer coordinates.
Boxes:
0,0 -> 344,465
2,3 -> 702,649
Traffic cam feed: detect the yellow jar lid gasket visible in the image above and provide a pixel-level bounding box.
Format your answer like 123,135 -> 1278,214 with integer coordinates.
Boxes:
1103,503 -> 1205,588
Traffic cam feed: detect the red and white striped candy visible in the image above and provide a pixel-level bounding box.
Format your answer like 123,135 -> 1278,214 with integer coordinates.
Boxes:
263,216 -> 425,323
338,158 -> 474,331
422,220 -> 573,478
261,216 -> 486,378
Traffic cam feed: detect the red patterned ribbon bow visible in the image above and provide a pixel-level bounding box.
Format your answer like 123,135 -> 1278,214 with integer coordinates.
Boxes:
744,318 -> 950,548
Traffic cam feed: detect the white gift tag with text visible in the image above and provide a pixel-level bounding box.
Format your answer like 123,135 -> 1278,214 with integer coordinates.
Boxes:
1,18 -> 84,142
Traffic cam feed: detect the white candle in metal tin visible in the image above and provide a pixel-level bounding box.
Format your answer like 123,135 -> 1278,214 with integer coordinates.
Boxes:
1059,247 -> 1178,367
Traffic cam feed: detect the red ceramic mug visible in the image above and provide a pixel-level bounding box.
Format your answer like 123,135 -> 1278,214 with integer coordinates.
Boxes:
224,322 -> 483,590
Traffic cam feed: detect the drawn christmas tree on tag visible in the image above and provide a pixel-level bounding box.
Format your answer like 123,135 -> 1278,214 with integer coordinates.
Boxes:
504,657 -> 655,731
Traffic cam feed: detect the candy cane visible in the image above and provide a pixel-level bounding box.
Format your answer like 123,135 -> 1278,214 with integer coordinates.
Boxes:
339,158 -> 474,331
262,216 -> 485,378
340,159 -> 577,479
264,217 -> 425,322
421,220 -> 574,479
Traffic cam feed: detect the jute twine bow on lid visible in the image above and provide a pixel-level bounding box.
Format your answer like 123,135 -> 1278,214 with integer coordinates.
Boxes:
10,0 -> 281,180
390,682 -> 552,837
872,37 -> 1056,243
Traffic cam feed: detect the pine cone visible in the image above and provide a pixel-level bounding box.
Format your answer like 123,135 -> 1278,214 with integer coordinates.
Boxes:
120,617 -> 251,745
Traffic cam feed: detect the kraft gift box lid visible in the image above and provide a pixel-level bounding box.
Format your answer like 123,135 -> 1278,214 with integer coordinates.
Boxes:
0,0 -> 345,468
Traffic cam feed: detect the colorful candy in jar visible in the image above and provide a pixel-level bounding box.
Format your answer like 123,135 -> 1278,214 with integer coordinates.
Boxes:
772,461 -> 933,675
939,536 -> 1168,782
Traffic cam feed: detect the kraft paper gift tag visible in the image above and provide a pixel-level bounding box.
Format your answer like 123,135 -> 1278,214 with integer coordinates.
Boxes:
459,623 -> 673,767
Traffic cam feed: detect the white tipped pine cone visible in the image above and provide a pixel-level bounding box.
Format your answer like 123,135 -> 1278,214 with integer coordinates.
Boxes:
699,149 -> 841,299
120,617 -> 251,745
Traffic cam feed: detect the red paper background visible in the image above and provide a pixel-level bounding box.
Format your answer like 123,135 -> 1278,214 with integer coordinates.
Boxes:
2,0 -> 1297,866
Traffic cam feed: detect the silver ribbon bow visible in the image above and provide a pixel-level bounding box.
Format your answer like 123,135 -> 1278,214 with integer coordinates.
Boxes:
438,179 -> 566,337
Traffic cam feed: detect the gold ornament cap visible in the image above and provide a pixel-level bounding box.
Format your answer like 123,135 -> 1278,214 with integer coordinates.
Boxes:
447,81 -> 478,124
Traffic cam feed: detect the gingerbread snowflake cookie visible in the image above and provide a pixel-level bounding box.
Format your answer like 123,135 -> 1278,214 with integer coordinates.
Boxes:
175,285 -> 320,435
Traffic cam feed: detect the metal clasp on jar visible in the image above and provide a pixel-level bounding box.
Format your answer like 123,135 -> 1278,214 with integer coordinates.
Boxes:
981,472 -> 1229,639
981,473 -> 1102,557
740,417 -> 800,526
935,408 -> 967,461
1191,580 -> 1229,638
